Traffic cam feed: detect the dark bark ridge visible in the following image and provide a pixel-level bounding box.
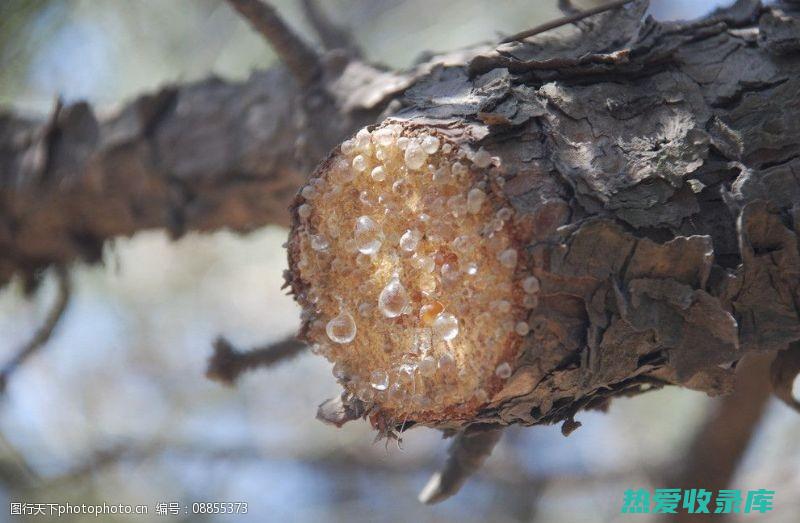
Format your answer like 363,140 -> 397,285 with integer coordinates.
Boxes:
2,1 -> 799,429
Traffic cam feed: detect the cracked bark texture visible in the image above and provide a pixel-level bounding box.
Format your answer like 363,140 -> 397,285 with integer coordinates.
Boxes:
2,1 -> 800,430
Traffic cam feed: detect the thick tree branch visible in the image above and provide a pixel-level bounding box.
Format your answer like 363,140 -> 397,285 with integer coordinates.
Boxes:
225,0 -> 320,87
285,0 -> 800,439
206,335 -> 307,385
0,265 -> 70,392
0,0 -> 798,453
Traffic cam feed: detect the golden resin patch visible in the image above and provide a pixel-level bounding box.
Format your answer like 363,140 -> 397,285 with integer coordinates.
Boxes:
289,123 -> 540,426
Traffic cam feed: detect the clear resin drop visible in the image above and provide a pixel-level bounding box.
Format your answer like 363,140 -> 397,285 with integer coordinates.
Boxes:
404,141 -> 428,170
421,134 -> 440,154
499,248 -> 517,268
297,203 -> 311,219
371,165 -> 386,182
495,362 -> 512,379
326,310 -> 356,344
522,276 -> 540,294
352,154 -> 368,172
399,229 -> 421,252
370,370 -> 389,391
373,127 -> 395,147
433,312 -> 459,341
412,254 -> 435,273
310,235 -> 329,251
354,215 -> 383,254
378,277 -> 410,318
441,262 -> 460,282
466,188 -> 486,214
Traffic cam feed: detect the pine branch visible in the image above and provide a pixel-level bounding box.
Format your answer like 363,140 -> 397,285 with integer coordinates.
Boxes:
0,266 -> 70,392
300,0 -> 360,55
500,0 -> 635,43
225,0 -> 320,86
418,425 -> 504,504
771,342 -> 800,413
661,353 -> 774,523
206,335 -> 307,385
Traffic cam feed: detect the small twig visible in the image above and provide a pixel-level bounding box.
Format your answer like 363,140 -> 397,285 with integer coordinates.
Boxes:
0,266 -> 70,393
770,342 -> 800,413
300,0 -> 361,56
418,425 -> 504,504
225,0 -> 320,86
500,0 -> 636,43
206,335 -> 306,385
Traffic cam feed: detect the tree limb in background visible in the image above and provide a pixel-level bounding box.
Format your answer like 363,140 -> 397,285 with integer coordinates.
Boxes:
300,0 -> 361,56
225,0 -> 320,87
418,425 -> 504,504
206,335 -> 307,385
770,342 -> 800,413
661,353 -> 774,523
0,45 -> 396,287
0,265 -> 70,392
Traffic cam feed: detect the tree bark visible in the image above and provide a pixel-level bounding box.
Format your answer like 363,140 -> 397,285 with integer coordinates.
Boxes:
2,0 -> 800,429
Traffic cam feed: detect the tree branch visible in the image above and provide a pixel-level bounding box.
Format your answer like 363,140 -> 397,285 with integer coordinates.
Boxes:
661,353 -> 774,523
500,0 -> 635,43
206,335 -> 307,385
286,0 -> 800,438
770,342 -> 800,413
300,0 -> 360,55
0,265 -> 70,392
0,55 -> 395,287
418,425 -> 504,504
225,0 -> 320,87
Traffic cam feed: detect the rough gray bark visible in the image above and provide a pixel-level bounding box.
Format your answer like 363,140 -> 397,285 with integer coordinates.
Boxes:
2,0 -> 800,432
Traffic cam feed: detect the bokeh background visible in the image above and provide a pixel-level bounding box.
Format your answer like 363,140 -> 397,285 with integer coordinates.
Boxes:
1,1 -> 798,522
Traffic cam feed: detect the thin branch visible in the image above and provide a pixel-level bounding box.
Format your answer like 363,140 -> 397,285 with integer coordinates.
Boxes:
300,0 -> 361,56
225,0 -> 320,86
418,425 -> 504,504
206,335 -> 306,385
500,0 -> 636,43
661,353 -> 774,523
770,342 -> 800,413
0,266 -> 70,393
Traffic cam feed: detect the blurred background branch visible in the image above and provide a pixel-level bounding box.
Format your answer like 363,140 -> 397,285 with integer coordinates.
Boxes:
206,335 -> 307,385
